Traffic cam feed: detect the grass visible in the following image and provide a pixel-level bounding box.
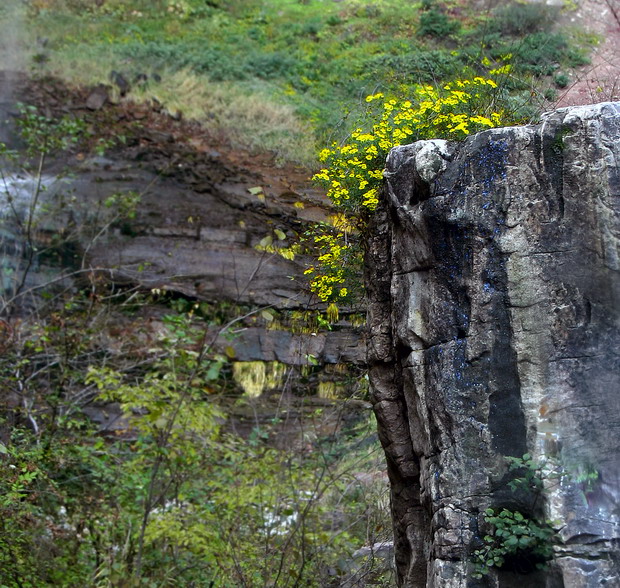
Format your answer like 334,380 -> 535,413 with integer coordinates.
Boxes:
5,0 -> 596,165
36,42 -> 318,165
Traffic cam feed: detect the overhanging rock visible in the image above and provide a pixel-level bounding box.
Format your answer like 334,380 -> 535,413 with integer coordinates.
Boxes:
366,102 -> 620,587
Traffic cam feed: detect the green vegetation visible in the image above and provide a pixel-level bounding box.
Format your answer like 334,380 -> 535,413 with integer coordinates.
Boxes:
472,454 -> 561,578
0,307 -> 388,586
473,508 -> 557,577
10,0 -> 591,164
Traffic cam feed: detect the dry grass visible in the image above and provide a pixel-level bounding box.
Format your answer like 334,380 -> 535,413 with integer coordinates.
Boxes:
132,69 -> 317,166
43,46 -> 317,166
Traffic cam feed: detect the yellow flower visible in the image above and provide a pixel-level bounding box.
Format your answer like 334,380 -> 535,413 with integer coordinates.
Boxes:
311,75 -> 506,302
318,149 -> 332,162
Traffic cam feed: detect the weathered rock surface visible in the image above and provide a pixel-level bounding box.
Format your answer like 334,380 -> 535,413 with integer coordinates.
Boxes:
367,102 -> 620,586
0,72 -> 364,379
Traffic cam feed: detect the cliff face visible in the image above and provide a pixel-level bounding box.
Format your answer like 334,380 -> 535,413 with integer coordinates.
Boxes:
367,102 -> 620,587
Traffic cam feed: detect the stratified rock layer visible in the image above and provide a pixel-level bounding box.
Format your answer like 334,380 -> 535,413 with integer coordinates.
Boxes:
367,102 -> 620,587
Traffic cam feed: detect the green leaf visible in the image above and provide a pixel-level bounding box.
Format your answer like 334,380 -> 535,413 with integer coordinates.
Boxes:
259,235 -> 273,248
505,536 -> 518,547
206,362 -> 222,381
274,228 -> 286,241
248,186 -> 264,195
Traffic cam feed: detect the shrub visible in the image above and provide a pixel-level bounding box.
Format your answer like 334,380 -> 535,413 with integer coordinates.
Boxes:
472,508 -> 557,577
246,51 -> 300,80
418,8 -> 461,38
554,72 -> 570,88
472,453 -> 563,577
495,32 -> 589,76
308,76 -> 505,302
368,49 -> 464,84
490,2 -> 558,36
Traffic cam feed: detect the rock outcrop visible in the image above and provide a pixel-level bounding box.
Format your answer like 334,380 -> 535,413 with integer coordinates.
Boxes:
367,102 -> 620,586
0,73 -> 365,397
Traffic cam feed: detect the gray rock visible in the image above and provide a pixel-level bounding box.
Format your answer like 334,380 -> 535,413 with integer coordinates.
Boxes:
367,102 -> 620,586
85,84 -> 110,110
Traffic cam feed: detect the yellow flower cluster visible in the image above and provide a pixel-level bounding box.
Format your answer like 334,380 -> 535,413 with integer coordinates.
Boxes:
305,232 -> 357,301
308,76 -> 505,302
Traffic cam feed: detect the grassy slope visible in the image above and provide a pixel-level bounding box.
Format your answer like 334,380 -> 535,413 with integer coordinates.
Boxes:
14,0 -> 592,166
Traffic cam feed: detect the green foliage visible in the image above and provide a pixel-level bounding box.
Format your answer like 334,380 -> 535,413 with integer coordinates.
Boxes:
490,2 -> 558,36
24,0 -> 591,163
0,300 -> 387,586
367,49 -> 464,85
472,508 -> 557,577
512,32 -> 589,76
506,452 -> 562,494
554,72 -> 570,88
418,7 -> 461,38
14,103 -> 85,157
472,454 -> 562,578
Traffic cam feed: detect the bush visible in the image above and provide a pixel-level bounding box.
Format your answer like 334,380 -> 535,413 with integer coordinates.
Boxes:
118,40 -> 252,81
368,49 -> 464,84
308,76 -> 505,302
246,51 -> 300,80
418,8 -> 461,38
554,72 -> 570,88
473,508 -> 557,577
490,2 -> 558,36
494,32 -> 589,76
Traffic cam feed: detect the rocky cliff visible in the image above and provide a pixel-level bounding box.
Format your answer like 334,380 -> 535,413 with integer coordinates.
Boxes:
367,102 -> 620,587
